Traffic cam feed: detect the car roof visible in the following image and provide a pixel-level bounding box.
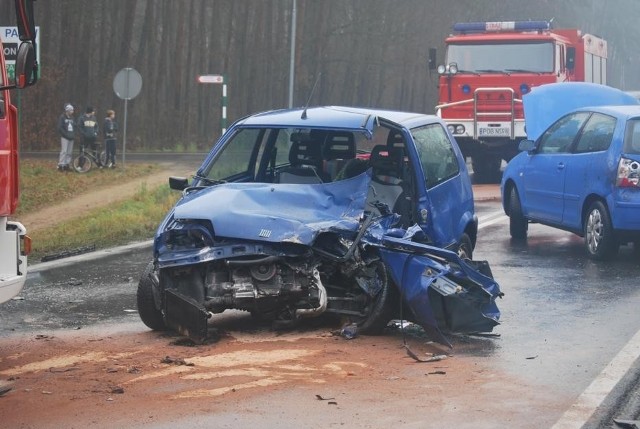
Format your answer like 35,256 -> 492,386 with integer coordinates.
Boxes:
582,104 -> 640,120
236,106 -> 440,132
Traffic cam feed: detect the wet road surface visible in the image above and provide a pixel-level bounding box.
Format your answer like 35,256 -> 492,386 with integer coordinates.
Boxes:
1,197 -> 639,428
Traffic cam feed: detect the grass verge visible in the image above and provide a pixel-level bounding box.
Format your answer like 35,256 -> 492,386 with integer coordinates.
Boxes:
17,159 -> 159,216
28,182 -> 179,263
16,159 -> 180,263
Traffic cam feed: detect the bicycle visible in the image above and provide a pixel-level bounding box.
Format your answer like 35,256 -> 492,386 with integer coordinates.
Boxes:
72,143 -> 107,173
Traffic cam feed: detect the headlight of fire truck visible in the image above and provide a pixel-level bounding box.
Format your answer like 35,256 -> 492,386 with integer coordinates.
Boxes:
447,124 -> 465,135
437,62 -> 458,76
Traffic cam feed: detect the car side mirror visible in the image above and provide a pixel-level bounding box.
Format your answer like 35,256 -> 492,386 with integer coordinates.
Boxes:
566,47 -> 576,72
428,47 -> 437,71
14,42 -> 37,88
169,176 -> 189,191
518,139 -> 536,152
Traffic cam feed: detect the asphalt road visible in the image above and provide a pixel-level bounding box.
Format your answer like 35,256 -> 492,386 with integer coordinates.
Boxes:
2,198 -> 640,427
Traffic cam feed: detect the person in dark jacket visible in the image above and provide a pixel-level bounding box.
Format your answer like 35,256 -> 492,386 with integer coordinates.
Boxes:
57,103 -> 75,171
77,106 -> 101,166
103,109 -> 118,168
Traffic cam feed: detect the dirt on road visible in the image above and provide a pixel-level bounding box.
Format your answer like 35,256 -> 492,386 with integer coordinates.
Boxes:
0,317 -> 563,429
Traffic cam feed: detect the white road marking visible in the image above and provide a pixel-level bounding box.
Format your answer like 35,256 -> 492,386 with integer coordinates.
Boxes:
478,210 -> 507,230
476,207 -> 640,429
551,327 -> 640,428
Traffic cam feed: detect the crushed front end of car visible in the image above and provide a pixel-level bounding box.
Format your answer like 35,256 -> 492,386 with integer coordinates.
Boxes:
138,170 -> 501,347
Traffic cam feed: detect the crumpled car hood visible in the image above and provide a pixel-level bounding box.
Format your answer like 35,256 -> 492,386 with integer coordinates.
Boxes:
172,171 -> 370,244
523,82 -> 640,141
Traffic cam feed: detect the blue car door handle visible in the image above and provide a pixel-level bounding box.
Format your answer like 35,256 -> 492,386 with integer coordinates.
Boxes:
557,162 -> 565,170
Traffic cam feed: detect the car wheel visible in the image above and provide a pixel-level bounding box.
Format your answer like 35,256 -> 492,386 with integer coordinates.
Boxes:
137,261 -> 167,330
352,261 -> 396,335
584,201 -> 618,260
509,186 -> 528,239
457,233 -> 473,260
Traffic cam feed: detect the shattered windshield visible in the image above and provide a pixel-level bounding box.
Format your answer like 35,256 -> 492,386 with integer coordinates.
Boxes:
447,42 -> 554,73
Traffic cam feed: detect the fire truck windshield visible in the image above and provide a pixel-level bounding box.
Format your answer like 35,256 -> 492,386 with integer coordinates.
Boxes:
447,42 -> 554,73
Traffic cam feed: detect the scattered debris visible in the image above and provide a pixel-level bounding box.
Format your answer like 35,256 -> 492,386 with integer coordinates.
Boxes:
35,334 -> 50,340
427,371 -> 447,375
328,401 -> 338,405
160,356 -> 194,366
127,367 -> 141,374
110,386 -> 125,394
11,296 -> 24,301
170,338 -> 198,347
106,368 -> 118,373
49,367 -> 79,373
339,323 -> 358,340
614,419 -> 640,429
123,309 -> 137,313
466,332 -> 501,339
41,390 -> 52,394
404,344 -> 448,363
0,385 -> 12,397
315,394 -> 336,401
526,355 -> 538,360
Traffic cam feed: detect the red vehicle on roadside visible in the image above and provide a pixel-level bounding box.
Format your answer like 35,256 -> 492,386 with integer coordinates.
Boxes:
0,0 -> 38,303
430,20 -> 607,182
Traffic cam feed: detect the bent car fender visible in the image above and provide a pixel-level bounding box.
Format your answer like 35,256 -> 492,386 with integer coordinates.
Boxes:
378,238 -> 501,347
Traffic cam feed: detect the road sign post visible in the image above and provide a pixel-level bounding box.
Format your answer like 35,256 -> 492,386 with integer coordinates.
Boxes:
197,74 -> 227,134
113,68 -> 142,169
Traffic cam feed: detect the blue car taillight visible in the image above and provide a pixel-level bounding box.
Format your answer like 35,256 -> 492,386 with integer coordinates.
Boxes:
616,157 -> 640,188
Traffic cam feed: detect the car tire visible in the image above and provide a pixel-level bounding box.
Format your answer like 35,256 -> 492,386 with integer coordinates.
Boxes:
457,233 -> 473,260
509,186 -> 528,239
137,261 -> 167,331
354,261 -> 395,335
584,201 -> 618,260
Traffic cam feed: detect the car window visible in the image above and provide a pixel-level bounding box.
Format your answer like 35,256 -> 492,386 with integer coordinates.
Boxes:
205,128 -> 264,180
623,119 -> 640,154
538,112 -> 590,154
412,123 -> 459,188
574,113 -> 616,153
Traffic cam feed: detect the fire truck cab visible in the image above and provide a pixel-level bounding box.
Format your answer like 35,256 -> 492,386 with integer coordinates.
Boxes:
430,20 -> 607,182
0,0 -> 38,304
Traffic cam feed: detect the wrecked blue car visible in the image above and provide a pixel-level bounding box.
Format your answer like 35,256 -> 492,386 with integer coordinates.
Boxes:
137,106 -> 501,346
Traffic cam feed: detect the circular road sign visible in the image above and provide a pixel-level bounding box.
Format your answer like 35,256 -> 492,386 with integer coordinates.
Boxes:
113,67 -> 142,100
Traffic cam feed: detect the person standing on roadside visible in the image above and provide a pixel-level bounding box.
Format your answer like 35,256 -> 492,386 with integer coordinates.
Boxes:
77,106 -> 101,166
56,103 -> 75,171
103,109 -> 118,168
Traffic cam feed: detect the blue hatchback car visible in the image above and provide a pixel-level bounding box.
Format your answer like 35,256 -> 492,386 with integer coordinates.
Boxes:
137,106 -> 502,347
501,83 -> 640,259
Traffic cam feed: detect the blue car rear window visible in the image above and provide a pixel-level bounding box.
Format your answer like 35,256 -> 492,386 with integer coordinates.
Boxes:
624,119 -> 640,154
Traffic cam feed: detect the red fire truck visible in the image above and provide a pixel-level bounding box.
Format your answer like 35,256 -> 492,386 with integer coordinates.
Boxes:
430,20 -> 607,182
0,0 -> 38,303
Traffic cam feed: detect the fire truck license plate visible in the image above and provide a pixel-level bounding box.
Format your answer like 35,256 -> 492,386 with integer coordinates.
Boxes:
478,127 -> 510,137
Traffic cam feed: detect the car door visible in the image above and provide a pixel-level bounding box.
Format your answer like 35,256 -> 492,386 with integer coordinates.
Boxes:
561,112 -> 616,229
522,112 -> 590,223
411,122 -> 472,248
